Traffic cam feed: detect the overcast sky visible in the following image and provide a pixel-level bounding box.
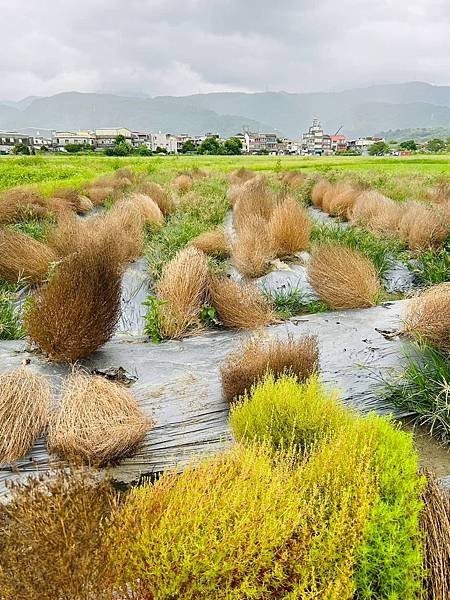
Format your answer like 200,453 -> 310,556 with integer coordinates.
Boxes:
1,0 -> 449,100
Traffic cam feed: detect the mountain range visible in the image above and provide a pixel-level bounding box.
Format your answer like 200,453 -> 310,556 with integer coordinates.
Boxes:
1,82 -> 450,138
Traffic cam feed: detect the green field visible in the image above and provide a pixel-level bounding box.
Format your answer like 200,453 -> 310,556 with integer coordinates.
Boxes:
0,154 -> 449,198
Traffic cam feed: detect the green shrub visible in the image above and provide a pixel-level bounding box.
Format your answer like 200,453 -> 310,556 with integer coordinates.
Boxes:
354,415 -> 425,599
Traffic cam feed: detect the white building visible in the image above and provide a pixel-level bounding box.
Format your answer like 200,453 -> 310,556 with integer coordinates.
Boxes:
0,132 -> 33,154
54,130 -> 95,150
243,131 -> 278,154
301,118 -> 332,155
150,132 -> 178,153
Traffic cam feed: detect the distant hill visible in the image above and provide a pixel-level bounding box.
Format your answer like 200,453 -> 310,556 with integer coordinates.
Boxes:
0,93 -> 274,138
1,82 -> 450,138
375,127 -> 450,142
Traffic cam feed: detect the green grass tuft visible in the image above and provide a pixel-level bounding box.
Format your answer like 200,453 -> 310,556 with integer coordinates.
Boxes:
384,342 -> 450,443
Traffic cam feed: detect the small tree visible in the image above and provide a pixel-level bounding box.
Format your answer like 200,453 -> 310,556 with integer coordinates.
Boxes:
399,140 -> 417,151
135,145 -> 152,156
13,143 -> 30,155
426,138 -> 445,153
224,137 -> 242,155
155,146 -> 167,154
368,141 -> 390,156
198,137 -> 224,155
181,140 -> 196,153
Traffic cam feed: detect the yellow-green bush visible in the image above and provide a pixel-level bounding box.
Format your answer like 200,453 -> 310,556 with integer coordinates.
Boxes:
108,440 -> 375,599
230,374 -> 351,452
231,374 -> 425,599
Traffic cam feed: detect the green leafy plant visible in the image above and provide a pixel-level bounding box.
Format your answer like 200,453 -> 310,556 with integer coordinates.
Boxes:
143,295 -> 165,343
199,304 -> 219,328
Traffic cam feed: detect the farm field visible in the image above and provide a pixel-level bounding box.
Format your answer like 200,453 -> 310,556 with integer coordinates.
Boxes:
0,155 -> 449,598
1,153 -> 449,196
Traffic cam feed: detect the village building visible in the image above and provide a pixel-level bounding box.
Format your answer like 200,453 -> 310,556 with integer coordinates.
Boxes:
243,131 -> 278,154
54,130 -> 95,150
0,131 -> 33,154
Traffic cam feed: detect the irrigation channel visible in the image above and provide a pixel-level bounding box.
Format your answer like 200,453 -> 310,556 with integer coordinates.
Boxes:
0,208 -> 448,495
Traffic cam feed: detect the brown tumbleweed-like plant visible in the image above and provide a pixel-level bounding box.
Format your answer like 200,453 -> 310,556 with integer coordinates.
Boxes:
156,246 -> 209,339
209,276 -> 275,329
0,366 -> 50,464
308,243 -> 380,309
403,283 -> 450,351
268,197 -> 311,257
0,230 -> 57,284
24,240 -> 122,362
48,371 -> 152,464
221,335 -> 319,402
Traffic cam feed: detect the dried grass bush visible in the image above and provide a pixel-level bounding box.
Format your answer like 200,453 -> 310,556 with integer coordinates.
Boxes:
233,177 -> 276,232
47,204 -> 145,264
227,183 -> 243,207
426,178 -> 450,205
172,174 -> 194,194
268,197 -> 311,257
221,335 -> 319,402
367,200 -> 404,235
45,196 -> 75,216
228,167 -> 256,185
403,283 -> 450,351
189,228 -> 230,257
137,180 -> 176,215
328,185 -> 362,218
209,276 -> 275,329
100,202 -> 146,263
85,186 -> 115,206
420,470 -> 450,600
24,241 -> 122,362
47,212 -> 91,257
0,229 -> 57,283
308,243 -> 381,309
127,193 -> 164,228
48,371 -> 151,464
280,171 -> 306,187
115,167 -> 135,181
156,247 -> 209,338
190,167 -> 208,180
0,467 -> 117,600
349,190 -> 406,236
0,366 -> 50,464
232,215 -> 274,277
398,201 -> 448,250
50,187 -> 93,214
311,178 -> 332,208
0,188 -> 47,223
77,195 -> 94,213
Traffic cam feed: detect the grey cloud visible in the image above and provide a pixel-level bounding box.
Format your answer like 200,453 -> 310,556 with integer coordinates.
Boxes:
0,0 -> 448,100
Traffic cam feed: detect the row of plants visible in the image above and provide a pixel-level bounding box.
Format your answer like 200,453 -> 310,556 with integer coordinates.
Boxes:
308,175 -> 449,285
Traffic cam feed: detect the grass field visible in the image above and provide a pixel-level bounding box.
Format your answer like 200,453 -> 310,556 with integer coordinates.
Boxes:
0,153 -> 449,197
